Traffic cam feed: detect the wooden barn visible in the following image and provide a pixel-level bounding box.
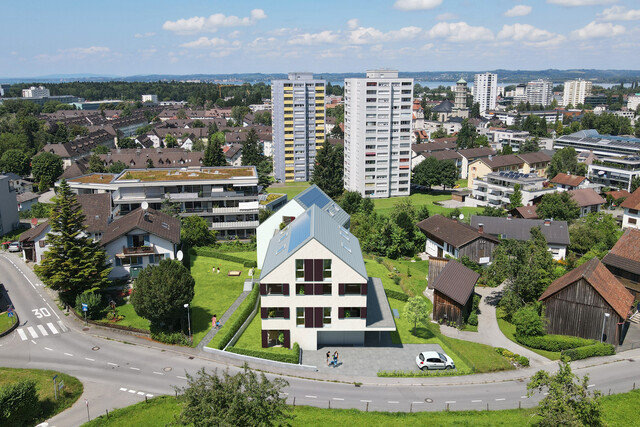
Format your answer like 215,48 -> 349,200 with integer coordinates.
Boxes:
427,256 -> 449,289
539,258 -> 634,346
431,260 -> 480,327
602,228 -> 640,300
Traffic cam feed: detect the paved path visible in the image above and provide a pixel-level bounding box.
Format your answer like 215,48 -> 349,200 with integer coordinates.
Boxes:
425,284 -> 552,367
196,290 -> 250,350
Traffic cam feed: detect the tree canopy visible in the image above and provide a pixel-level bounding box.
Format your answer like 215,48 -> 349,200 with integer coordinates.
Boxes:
546,147 -> 587,179
413,157 -> 458,190
311,142 -> 344,199
31,152 -> 63,189
0,149 -> 30,176
181,216 -> 216,247
537,191 -> 581,223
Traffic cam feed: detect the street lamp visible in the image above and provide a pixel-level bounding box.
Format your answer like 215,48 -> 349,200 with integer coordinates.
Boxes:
184,303 -> 192,343
601,312 -> 610,343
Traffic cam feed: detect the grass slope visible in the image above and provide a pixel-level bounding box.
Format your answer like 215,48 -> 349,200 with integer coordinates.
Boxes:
372,192 -> 482,219
0,312 -> 17,334
496,307 -> 561,360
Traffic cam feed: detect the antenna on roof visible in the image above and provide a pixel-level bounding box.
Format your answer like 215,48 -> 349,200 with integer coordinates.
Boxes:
141,201 -> 149,210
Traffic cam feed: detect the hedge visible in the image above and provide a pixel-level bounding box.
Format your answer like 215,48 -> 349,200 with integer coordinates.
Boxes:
561,343 -> 615,361
226,342 -> 300,364
516,334 -> 595,352
378,369 -> 465,377
190,247 -> 257,268
384,289 -> 409,302
208,285 -> 259,350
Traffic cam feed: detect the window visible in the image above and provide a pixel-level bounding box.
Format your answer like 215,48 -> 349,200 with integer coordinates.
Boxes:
296,259 -> 304,279
629,209 -> 639,215
323,259 -> 332,279
267,284 -> 283,295
343,283 -> 364,295
296,308 -> 305,326
339,307 -> 362,318
629,218 -> 637,225
323,308 -> 331,326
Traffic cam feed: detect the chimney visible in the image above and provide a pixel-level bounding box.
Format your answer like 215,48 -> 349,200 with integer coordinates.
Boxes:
478,223 -> 484,233
544,218 -> 551,226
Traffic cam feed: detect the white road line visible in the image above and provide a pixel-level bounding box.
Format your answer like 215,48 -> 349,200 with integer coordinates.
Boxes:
27,326 -> 38,339
108,362 -> 118,366
119,388 -> 127,391
495,398 -> 506,401
44,347 -> 53,351
31,339 -> 36,344
46,302 -> 60,320
332,398 -> 344,401
129,367 -> 140,371
412,401 -> 423,404
137,391 -> 145,395
56,321 -> 68,332
305,395 -> 317,399
445,401 -> 456,404
85,358 -> 95,362
472,400 -> 482,403
521,395 -> 528,399
176,375 -> 187,380
588,384 -> 595,388
37,325 -> 48,336
128,390 -> 136,394
153,372 -> 164,375
17,329 -> 27,340
388,401 -> 399,404
360,400 -> 372,403
47,323 -> 59,334
64,352 -> 73,357
146,394 -> 154,398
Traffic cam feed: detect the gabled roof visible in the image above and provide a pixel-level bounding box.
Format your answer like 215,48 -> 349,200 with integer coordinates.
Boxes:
293,185 -> 350,228
224,144 -> 242,159
19,221 -> 50,242
539,258 -> 633,319
551,173 -> 586,187
457,147 -> 495,159
416,215 -> 498,248
260,205 -> 366,280
16,192 -> 39,203
433,100 -> 454,113
470,215 -> 570,245
431,260 -> 479,306
510,205 -> 538,219
605,189 -> 631,200
425,151 -> 462,161
621,187 -> 640,210
568,188 -> 605,207
411,141 -> 457,154
60,160 -> 88,180
602,228 -> 640,276
76,193 -> 111,234
479,154 -> 523,169
517,151 -> 552,164
101,207 -> 180,246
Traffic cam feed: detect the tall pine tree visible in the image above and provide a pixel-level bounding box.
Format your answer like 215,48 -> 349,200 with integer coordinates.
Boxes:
241,128 -> 272,188
35,180 -> 111,302
204,132 -> 226,166
311,141 -> 344,199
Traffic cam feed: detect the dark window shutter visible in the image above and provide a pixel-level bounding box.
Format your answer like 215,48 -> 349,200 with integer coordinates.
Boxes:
314,307 -> 323,328
261,330 -> 268,348
314,283 -> 323,296
314,259 -> 323,281
339,283 -> 345,295
127,235 -> 133,247
338,307 -> 345,319
283,307 -> 290,319
283,330 -> 290,348
283,283 -> 289,296
361,283 -> 368,295
304,259 -> 314,281
260,283 -> 267,295
305,283 -> 314,296
261,308 -> 268,319
115,258 -> 122,266
360,307 -> 367,319
305,307 -> 314,328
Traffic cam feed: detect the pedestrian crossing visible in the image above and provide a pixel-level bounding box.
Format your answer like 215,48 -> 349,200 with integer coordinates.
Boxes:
16,321 -> 69,341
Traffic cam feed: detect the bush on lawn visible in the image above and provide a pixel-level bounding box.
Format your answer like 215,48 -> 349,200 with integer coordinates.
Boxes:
150,328 -> 191,346
190,247 -> 257,268
377,369 -> 465,377
467,312 -> 478,326
384,289 -> 409,301
511,305 -> 545,337
561,343 -> 615,361
209,285 -> 259,350
226,342 -> 300,364
516,334 -> 595,352
75,291 -> 105,320
494,347 -> 529,367
0,379 -> 39,426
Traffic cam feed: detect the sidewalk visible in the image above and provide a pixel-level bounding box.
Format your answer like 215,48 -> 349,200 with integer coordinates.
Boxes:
196,290 -> 250,350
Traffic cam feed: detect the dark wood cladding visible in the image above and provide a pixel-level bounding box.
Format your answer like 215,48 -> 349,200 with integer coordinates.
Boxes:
433,290 -> 471,327
543,278 -> 622,345
458,237 -> 498,263
428,257 -> 449,289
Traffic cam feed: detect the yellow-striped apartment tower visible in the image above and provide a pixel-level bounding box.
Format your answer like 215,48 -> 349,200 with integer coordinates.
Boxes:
272,73 -> 326,182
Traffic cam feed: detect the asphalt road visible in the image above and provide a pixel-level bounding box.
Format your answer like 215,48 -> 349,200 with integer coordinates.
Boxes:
0,252 -> 639,426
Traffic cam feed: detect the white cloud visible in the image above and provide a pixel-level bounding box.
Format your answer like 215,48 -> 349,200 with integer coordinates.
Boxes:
547,0 -> 616,6
394,0 -> 442,11
163,9 -> 267,35
598,6 -> 640,21
498,24 -> 566,46
228,30 -> 241,38
62,46 -> 111,55
134,32 -> 155,38
436,12 -> 458,21
288,31 -> 340,45
35,46 -> 112,62
427,22 -> 494,42
504,5 -> 532,17
570,20 -> 625,38
347,18 -> 359,30
180,37 -> 231,48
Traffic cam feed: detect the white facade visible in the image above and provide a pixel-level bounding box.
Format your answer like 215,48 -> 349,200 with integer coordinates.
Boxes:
622,208 -> 640,229
628,94 -> 640,112
21,224 -> 51,264
473,73 -> 498,113
454,79 -> 467,110
257,202 -> 305,269
103,230 -> 176,279
472,172 -> 557,208
526,79 -> 553,107
425,237 -> 458,259
22,86 -> 50,98
343,70 -> 413,198
142,94 -> 158,103
563,79 -> 592,107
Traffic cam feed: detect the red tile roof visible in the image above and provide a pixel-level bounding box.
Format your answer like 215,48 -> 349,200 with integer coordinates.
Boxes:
551,173 -> 586,187
605,189 -> 631,200
621,187 -> 640,210
602,228 -> 640,276
568,188 -> 605,207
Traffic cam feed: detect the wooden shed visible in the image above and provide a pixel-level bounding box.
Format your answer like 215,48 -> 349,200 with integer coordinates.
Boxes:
431,260 -> 480,327
539,258 -> 634,346
427,257 -> 449,289
602,228 -> 640,300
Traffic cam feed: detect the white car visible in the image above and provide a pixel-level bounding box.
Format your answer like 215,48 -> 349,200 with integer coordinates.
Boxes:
8,242 -> 20,252
416,351 -> 455,371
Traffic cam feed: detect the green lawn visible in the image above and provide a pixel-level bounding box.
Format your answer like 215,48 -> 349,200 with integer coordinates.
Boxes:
0,311 -> 17,334
81,389 -> 640,427
266,181 -> 311,199
496,307 -> 560,360
232,307 -> 299,357
456,178 -> 468,188
372,192 -> 483,219
111,303 -> 150,331
223,251 -> 258,263
0,367 -> 83,425
363,256 -> 429,297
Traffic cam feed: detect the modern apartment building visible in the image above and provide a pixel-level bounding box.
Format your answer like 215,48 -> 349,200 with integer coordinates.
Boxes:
472,171 -> 557,208
588,156 -> 640,191
526,79 -> 553,107
343,69 -> 413,198
555,130 -> 640,157
141,94 -> 158,104
473,72 -> 498,113
563,79 -> 592,107
22,85 -> 50,98
66,166 -> 260,240
271,73 -> 326,182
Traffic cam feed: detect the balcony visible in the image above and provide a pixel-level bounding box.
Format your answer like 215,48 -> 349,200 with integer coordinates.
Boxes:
210,220 -> 259,230
168,192 -> 199,201
121,244 -> 155,255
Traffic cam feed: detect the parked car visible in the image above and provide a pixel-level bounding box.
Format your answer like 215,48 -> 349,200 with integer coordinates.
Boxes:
8,242 -> 20,252
415,351 -> 455,370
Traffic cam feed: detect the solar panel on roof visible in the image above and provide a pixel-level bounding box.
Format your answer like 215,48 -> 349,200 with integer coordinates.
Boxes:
287,211 -> 312,253
297,187 -> 331,209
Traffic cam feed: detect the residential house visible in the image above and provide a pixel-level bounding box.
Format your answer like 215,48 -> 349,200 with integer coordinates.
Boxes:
539,258 -> 633,346
431,260 -> 480,327
416,215 -> 499,264
42,129 -> 116,168
19,221 -> 51,263
458,147 -> 496,179
568,188 -> 605,217
223,144 -> 242,166
621,187 -> 640,229
602,228 -> 640,299
509,205 -> 538,219
550,173 -> 590,190
76,193 -> 112,241
16,192 -> 40,212
257,185 -> 349,269
588,156 -> 640,192
470,216 -> 570,260
100,148 -> 203,169
259,205 -> 395,350
101,207 -> 180,279
467,152 -> 551,188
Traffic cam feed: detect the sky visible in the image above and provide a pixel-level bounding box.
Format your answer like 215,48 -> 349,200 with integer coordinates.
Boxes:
1,0 -> 640,77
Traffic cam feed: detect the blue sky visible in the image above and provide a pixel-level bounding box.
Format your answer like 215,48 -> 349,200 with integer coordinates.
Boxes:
2,0 -> 639,77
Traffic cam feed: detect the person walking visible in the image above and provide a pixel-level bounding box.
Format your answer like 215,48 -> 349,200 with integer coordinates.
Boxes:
326,351 -> 331,366
332,351 -> 339,368
212,315 -> 217,329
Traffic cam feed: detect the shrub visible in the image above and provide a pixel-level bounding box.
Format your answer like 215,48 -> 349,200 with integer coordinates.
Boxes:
561,343 -> 615,361
493,347 -> 529,367
392,275 -> 401,285
472,294 -> 481,312
150,329 -> 191,345
516,334 -> 595,352
517,355 -> 530,367
75,291 -> 104,320
0,379 -> 39,426
209,285 -> 259,349
512,305 -> 545,337
384,289 -> 409,302
467,312 -> 478,326
226,342 -> 300,364
377,369 -> 467,377
376,257 -> 383,264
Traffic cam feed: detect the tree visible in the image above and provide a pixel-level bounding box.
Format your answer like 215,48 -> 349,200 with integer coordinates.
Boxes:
117,137 -> 137,149
546,147 -> 586,179
192,119 -> 205,128
402,296 -> 429,334
509,183 -> 523,209
569,212 -> 621,255
311,142 -> 344,199
146,158 -> 154,168
339,191 -> 363,215
631,176 -> 640,193
481,205 -> 506,217
165,134 -> 178,148
176,109 -> 187,119
181,216 -> 216,247
413,156 -> 441,190
0,149 -> 30,175
93,145 -> 110,154
231,106 -> 250,126
527,360 -> 603,427
0,379 -> 39,427
241,128 -> 264,167
107,161 -> 127,174
88,154 -> 106,173
176,364 -> 292,427
456,119 -> 477,149
519,138 -> 540,154
204,133 -> 226,167
34,180 -> 111,302
31,152 -> 63,188
439,160 -> 458,189
131,259 -> 195,329
537,191 -> 581,222
470,102 -> 480,119
512,305 -> 545,337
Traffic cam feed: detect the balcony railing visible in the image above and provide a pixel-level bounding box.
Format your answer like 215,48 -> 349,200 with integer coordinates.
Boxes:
210,220 -> 259,230
122,244 -> 155,255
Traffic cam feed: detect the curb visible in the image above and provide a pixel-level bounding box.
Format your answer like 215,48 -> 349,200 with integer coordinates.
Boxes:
0,312 -> 19,337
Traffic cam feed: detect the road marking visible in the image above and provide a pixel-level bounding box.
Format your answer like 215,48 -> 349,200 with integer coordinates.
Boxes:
146,394 -> 154,398
119,388 -> 127,391
64,352 -> 73,357
45,302 -> 60,320
85,358 -> 95,362
445,401 -> 456,404
137,391 -> 145,395
388,401 -> 399,404
130,367 -> 140,371
360,400 -> 372,403
37,325 -> 48,336
412,401 -> 423,404
31,339 -> 37,344
305,395 -> 317,399
17,329 -> 27,340
128,390 -> 136,394
332,398 -> 344,401
521,395 -> 528,399
588,384 -> 595,388
472,400 -> 482,403
56,321 -> 69,332
153,372 -> 164,376
176,375 -> 187,380
47,323 -> 59,334
108,362 -> 118,366
44,347 -> 53,351
27,327 -> 38,338
495,398 -> 506,401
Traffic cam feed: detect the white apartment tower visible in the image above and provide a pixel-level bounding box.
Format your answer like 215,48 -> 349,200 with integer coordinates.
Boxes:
272,73 -> 326,182
563,79 -> 592,107
526,79 -> 553,106
22,86 -> 50,98
473,73 -> 498,113
343,70 -> 413,198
